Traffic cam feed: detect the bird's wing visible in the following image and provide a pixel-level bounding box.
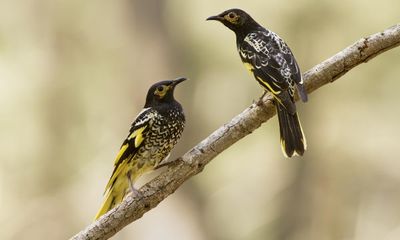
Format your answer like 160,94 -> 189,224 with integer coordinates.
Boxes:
103,107 -> 155,192
239,31 -> 301,95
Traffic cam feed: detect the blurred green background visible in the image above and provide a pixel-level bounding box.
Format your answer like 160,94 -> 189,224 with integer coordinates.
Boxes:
1,0 -> 400,239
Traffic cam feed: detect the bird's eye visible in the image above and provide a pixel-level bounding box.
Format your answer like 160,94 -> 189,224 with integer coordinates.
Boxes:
228,12 -> 236,19
157,86 -> 165,92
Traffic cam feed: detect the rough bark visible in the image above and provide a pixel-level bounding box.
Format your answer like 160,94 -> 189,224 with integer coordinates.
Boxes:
71,24 -> 400,240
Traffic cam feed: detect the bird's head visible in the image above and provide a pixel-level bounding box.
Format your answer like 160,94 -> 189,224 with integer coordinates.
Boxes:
145,77 -> 187,107
206,8 -> 257,32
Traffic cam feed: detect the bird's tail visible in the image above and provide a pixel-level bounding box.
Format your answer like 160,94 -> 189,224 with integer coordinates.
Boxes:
94,183 -> 127,220
276,103 -> 306,157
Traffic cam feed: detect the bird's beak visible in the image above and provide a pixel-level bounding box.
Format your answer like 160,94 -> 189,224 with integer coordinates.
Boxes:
206,15 -> 223,21
171,77 -> 187,86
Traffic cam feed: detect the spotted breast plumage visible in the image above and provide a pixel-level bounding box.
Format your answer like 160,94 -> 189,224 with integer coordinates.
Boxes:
95,77 -> 187,220
207,8 -> 308,157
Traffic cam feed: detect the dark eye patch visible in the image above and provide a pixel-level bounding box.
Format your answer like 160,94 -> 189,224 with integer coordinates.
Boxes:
157,86 -> 164,91
228,12 -> 235,19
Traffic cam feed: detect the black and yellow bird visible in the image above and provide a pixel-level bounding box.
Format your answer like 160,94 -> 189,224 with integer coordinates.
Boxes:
95,77 -> 187,220
207,9 -> 308,157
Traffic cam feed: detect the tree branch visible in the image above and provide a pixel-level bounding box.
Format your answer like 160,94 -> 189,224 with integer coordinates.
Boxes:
71,24 -> 400,240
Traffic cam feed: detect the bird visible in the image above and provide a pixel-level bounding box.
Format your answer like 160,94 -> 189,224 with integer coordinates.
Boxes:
207,9 -> 308,157
94,77 -> 187,220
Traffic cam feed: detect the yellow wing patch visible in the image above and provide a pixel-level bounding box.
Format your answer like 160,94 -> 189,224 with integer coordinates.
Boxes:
104,158 -> 128,193
256,76 -> 281,94
103,126 -> 148,194
113,143 -> 129,165
128,126 -> 147,148
105,143 -> 129,191
243,62 -> 254,74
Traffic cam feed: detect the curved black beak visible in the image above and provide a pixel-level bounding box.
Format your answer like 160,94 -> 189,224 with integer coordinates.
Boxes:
206,15 -> 223,21
171,77 -> 187,86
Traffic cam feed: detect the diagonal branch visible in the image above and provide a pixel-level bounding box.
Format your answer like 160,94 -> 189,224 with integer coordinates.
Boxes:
71,24 -> 400,240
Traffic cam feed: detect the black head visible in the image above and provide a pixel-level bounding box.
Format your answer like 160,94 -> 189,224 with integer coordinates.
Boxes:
144,77 -> 187,107
206,8 -> 259,33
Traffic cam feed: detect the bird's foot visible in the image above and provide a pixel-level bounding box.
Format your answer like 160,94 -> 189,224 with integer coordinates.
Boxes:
128,182 -> 143,199
130,186 -> 142,197
126,171 -> 143,198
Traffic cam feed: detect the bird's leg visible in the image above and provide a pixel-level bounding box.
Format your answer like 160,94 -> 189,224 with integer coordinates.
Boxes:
254,91 -> 268,105
261,91 -> 268,99
126,171 -> 142,197
154,154 -> 174,169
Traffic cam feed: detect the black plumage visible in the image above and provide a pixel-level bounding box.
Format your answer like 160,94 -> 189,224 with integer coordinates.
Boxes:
207,9 -> 307,157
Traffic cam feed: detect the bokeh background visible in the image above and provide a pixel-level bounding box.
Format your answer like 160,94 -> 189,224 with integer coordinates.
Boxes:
1,0 -> 400,239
